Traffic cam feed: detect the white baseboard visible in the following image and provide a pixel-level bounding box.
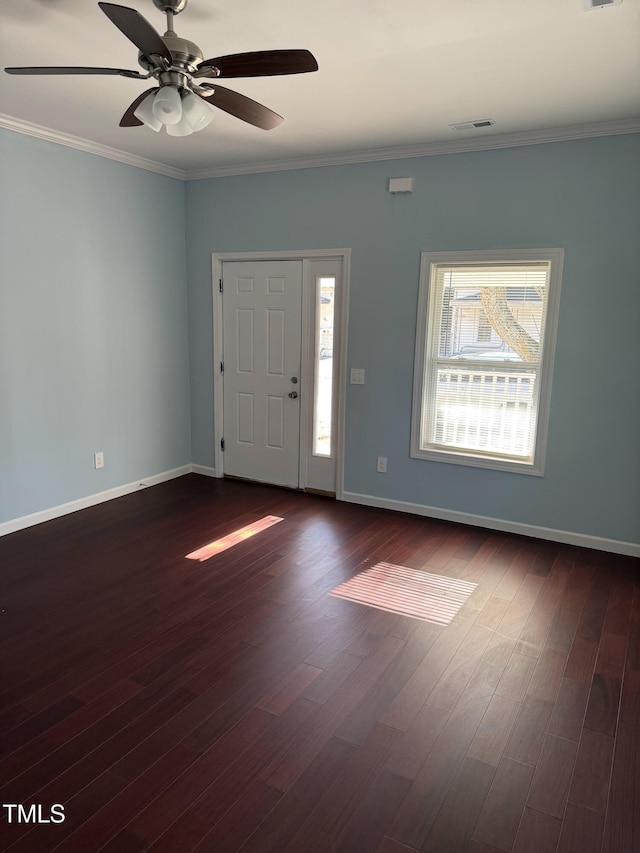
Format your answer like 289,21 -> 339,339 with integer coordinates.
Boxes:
0,465 -> 192,538
341,491 -> 640,558
3,472 -> 637,558
191,465 -> 217,478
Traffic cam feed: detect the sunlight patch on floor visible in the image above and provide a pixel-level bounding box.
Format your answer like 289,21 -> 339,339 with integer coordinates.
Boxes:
330,562 -> 477,624
186,515 -> 284,562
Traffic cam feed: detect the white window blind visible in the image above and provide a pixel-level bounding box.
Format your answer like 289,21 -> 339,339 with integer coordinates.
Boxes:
411,250 -> 564,475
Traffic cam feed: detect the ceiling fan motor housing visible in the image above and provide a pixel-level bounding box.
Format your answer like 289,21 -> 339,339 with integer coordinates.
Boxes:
138,33 -> 204,73
152,0 -> 188,14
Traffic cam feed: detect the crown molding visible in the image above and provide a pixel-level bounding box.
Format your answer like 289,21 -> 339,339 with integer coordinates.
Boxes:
1,112 -> 638,183
0,113 -> 187,180
185,117 -> 640,180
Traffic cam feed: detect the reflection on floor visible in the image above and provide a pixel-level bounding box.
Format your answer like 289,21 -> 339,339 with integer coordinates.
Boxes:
186,515 -> 284,562
331,561 -> 477,625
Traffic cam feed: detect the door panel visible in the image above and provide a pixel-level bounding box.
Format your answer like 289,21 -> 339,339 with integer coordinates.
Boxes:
222,260 -> 302,488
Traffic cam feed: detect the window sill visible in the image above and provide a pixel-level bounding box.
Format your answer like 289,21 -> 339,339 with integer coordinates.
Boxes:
410,445 -> 544,476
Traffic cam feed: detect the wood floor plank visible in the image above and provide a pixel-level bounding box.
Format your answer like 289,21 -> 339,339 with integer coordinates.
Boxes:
514,569 -> 567,657
421,756 -> 496,853
238,736 -> 357,853
583,672 -> 622,736
0,696 -> 85,759
602,722 -> 639,853
496,573 -> 545,640
510,807 -> 562,853
625,586 -> 640,672
380,611 -> 477,731
425,625 -> 493,713
335,622 -> 443,745
261,636 -> 406,792
491,543 -> 534,601
582,629 -> 626,737
575,574 -> 612,645
383,702 -> 449,780
43,743 -> 201,853
567,727 -> 614,814
466,694 -> 520,766
129,702 -> 308,846
563,635 -> 598,684
619,666 -> 640,726
471,756 -> 534,851
332,769 -> 411,853
602,581 -> 633,636
482,635 -> 517,673
556,801 -> 605,853
547,675 -> 590,742
388,677 -> 494,848
475,596 -> 510,631
375,837 -> 420,853
1,682 -> 202,806
0,678 -> 142,787
189,780 -> 282,853
466,842 -> 504,853
503,695 -> 554,766
525,732 -> 578,818
279,723 -> 400,853
255,662 -> 324,715
525,647 -> 567,703
544,562 -> 593,653
494,652 -> 537,702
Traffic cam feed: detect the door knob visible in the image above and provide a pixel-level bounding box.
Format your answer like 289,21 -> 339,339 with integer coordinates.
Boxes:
288,390 -> 298,399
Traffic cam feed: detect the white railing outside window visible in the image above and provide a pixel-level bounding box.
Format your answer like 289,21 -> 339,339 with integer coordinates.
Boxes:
427,366 -> 537,458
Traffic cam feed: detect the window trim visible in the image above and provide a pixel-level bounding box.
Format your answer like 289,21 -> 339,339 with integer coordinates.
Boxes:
410,248 -> 564,476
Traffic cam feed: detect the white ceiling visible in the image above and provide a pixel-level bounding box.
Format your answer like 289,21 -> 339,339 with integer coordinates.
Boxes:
1,0 -> 639,177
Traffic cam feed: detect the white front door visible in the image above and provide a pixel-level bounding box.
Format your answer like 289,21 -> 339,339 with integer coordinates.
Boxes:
222,260 -> 302,488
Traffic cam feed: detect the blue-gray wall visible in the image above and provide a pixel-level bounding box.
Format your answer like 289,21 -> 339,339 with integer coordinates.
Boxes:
2,128 -> 638,548
185,134 -> 640,546
0,129 -> 191,523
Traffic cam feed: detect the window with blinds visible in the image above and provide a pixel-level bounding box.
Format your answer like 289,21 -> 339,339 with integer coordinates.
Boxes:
411,249 -> 564,475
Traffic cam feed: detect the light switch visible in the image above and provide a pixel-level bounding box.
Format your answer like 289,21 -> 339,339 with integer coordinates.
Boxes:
350,368 -> 365,384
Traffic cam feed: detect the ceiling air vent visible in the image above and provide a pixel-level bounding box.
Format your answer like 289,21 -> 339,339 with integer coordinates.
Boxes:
584,0 -> 622,9
449,119 -> 496,132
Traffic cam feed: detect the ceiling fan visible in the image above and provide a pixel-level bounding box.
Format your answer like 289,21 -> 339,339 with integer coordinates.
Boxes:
4,0 -> 318,136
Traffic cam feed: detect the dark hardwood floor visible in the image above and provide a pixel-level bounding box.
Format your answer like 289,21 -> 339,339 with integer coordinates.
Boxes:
0,474 -> 638,853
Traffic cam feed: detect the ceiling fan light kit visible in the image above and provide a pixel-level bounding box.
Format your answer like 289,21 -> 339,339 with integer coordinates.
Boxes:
182,92 -> 215,131
152,84 -> 183,125
166,113 -> 193,136
134,87 -> 215,135
4,0 -> 318,138
133,91 -> 162,131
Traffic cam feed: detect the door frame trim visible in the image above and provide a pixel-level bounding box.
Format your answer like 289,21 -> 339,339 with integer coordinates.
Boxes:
211,249 -> 351,500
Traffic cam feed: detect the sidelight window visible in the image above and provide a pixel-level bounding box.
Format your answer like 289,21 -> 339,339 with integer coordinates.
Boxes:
313,276 -> 336,456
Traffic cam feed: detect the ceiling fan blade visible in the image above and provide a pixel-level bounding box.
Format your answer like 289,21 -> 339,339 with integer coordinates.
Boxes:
5,66 -> 145,78
119,87 -> 156,127
201,85 -> 283,130
98,2 -> 172,65
195,49 -> 318,79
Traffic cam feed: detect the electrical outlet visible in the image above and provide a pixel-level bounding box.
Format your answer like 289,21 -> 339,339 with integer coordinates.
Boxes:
377,456 -> 387,473
94,451 -> 104,469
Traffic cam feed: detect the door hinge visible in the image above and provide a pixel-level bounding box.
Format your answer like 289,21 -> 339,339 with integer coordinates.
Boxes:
220,438 -> 225,451
219,279 -> 223,293
220,361 -> 224,373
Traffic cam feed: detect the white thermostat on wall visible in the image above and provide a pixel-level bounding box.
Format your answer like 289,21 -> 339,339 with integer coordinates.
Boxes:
388,178 -> 414,194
